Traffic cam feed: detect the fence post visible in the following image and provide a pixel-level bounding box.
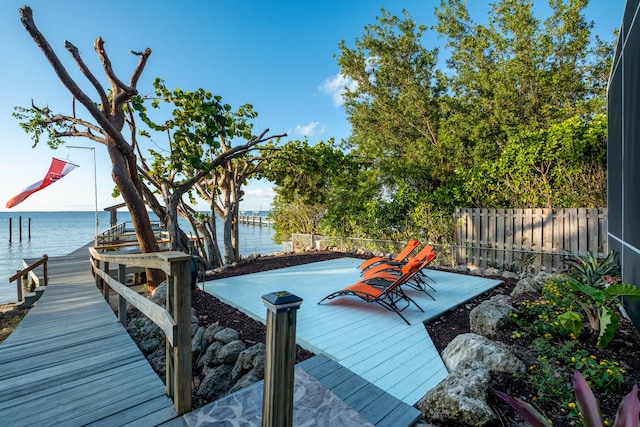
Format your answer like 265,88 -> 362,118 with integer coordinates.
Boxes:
261,291 -> 303,427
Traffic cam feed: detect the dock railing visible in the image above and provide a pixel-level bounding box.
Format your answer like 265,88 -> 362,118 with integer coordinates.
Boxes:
94,221 -> 170,252
9,254 -> 48,302
88,247 -> 192,415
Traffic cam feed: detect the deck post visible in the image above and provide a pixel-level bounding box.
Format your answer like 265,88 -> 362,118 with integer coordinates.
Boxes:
117,264 -> 127,326
43,255 -> 48,286
261,291 -> 303,427
16,270 -> 22,302
166,257 -> 192,415
103,261 -> 110,301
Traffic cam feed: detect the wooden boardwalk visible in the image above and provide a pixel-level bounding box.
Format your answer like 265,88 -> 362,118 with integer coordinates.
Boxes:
202,257 -> 503,406
0,248 -> 184,426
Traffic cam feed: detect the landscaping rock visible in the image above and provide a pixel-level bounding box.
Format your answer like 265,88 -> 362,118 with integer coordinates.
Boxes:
484,267 -> 500,276
232,343 -> 266,382
417,365 -> 495,426
215,340 -> 246,364
214,327 -> 239,344
511,276 -> 541,297
197,364 -> 234,401
442,333 -> 524,374
200,341 -> 224,374
203,324 -> 224,344
191,326 -> 206,359
469,295 -> 516,336
502,271 -> 520,279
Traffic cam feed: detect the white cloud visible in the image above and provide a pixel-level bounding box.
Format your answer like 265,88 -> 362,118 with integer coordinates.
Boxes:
290,121 -> 326,137
318,73 -> 358,107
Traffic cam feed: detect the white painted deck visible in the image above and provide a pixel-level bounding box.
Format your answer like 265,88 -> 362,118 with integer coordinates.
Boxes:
202,258 -> 503,406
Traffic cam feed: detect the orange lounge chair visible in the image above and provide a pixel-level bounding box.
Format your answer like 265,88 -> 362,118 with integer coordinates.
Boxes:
362,245 -> 434,276
363,252 -> 437,300
358,239 -> 420,271
318,258 -> 424,325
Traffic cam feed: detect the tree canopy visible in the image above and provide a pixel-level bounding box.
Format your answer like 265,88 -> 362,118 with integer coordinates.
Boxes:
271,0 -> 615,242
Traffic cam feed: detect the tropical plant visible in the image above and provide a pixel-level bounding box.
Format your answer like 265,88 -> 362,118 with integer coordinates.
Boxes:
559,281 -> 640,349
565,251 -> 620,289
495,370 -> 639,427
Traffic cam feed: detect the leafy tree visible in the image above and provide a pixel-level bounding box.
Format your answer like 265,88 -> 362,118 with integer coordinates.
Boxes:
338,9 -> 452,198
15,6 -> 164,286
302,2 -> 615,243
132,79 -> 285,265
434,0 -> 613,163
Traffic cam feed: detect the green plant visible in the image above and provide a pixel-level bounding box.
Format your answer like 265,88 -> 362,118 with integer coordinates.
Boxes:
496,370 -> 639,427
571,350 -> 625,392
563,280 -> 640,349
565,251 -> 620,289
514,279 -> 577,340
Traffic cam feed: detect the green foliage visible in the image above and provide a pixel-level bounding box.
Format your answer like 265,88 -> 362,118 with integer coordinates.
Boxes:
13,105 -> 70,149
497,370 -> 639,427
460,115 -> 608,208
566,280 -> 640,349
565,250 -> 620,289
277,2 -> 615,242
268,192 -> 326,244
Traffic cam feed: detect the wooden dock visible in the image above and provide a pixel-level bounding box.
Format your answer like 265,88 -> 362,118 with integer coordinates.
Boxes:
238,214 -> 273,227
0,248 -> 184,426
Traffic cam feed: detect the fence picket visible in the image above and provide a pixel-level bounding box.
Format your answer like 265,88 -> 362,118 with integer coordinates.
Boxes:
453,208 -> 608,273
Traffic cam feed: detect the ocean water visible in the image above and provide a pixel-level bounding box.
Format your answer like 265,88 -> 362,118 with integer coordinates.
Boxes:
0,211 -> 281,304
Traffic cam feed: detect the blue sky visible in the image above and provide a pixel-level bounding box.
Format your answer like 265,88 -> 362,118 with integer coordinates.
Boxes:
0,0 -> 625,213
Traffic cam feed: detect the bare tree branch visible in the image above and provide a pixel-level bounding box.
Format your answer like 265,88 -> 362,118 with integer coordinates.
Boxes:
64,40 -> 109,111
94,37 -> 136,98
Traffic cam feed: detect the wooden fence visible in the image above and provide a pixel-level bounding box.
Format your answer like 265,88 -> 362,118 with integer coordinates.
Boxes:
454,208 -> 608,273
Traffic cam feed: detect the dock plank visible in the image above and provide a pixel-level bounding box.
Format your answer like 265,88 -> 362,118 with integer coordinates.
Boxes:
0,252 -> 184,427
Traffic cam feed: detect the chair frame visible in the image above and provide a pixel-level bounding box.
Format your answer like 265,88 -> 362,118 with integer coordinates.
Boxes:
318,263 -> 425,325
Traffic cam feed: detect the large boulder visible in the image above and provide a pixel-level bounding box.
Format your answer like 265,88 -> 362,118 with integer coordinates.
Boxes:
469,296 -> 516,336
417,366 -> 495,426
200,341 -> 224,374
442,333 -> 524,374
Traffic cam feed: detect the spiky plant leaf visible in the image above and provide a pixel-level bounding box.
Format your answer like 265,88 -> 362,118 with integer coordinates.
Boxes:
614,384 -> 639,427
494,390 -> 553,427
574,370 -> 605,427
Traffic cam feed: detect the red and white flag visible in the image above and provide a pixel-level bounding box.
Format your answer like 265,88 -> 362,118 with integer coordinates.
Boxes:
5,158 -> 79,208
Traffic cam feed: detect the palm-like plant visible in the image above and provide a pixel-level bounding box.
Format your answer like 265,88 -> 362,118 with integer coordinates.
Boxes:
564,251 -> 620,289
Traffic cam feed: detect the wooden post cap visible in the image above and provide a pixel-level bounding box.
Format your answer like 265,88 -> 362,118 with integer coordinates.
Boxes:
262,291 -> 303,312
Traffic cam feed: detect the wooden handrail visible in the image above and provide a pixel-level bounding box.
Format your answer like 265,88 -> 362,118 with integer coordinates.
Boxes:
9,255 -> 48,302
88,247 -> 192,415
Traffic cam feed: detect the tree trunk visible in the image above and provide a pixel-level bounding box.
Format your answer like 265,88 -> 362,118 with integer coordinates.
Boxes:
107,143 -> 164,287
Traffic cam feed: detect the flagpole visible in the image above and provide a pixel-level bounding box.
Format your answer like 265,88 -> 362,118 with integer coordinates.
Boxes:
67,146 -> 98,236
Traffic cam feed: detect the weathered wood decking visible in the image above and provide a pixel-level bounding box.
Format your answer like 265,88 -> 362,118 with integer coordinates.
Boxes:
0,249 -> 184,426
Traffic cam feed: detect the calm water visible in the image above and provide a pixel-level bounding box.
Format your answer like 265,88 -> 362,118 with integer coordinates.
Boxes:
0,211 -> 281,304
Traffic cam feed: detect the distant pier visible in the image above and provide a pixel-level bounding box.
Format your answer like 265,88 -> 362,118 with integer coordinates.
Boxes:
238,213 -> 273,227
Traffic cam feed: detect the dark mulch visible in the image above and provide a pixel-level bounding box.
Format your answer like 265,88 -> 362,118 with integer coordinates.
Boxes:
192,250 -> 640,425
